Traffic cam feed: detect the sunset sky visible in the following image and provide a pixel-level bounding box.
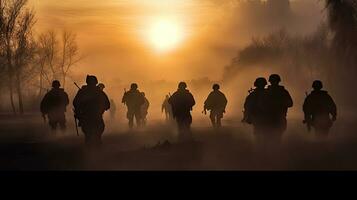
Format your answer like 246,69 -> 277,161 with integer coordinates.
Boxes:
28,0 -> 323,84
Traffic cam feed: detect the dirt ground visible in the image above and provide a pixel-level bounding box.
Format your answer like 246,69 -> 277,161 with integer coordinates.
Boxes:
0,113 -> 356,171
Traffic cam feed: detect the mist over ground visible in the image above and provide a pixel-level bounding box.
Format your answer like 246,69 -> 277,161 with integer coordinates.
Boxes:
1,0 -> 357,170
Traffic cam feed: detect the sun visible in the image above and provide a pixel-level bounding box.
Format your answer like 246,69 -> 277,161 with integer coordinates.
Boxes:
147,18 -> 185,52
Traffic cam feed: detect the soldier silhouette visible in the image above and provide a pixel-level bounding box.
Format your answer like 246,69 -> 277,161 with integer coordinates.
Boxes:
162,95 -> 173,122
243,77 -> 269,141
303,80 -> 337,137
122,83 -> 145,129
265,74 -> 293,143
140,92 -> 150,126
73,75 -> 110,146
169,82 -> 196,142
40,80 -> 69,133
204,84 -> 228,128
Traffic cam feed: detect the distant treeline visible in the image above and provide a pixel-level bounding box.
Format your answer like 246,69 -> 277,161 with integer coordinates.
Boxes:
224,0 -> 357,107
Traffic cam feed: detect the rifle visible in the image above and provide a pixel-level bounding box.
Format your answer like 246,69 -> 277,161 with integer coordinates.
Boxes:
74,82 -> 80,90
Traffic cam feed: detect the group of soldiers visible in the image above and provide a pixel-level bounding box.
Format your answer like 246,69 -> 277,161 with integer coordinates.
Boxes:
243,74 -> 337,144
40,73 -> 337,147
121,83 -> 150,128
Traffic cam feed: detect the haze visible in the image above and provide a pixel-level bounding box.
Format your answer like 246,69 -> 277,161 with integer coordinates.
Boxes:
29,0 -> 324,83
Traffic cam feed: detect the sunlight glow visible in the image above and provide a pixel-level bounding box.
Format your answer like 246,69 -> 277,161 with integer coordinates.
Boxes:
147,18 -> 185,52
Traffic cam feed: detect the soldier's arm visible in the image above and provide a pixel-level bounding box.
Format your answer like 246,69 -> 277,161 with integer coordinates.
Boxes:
242,96 -> 251,123
303,96 -> 312,121
204,95 -> 209,110
285,90 -> 293,108
64,92 -> 70,106
103,93 -> 111,111
191,93 -> 196,107
327,94 -> 337,119
122,93 -> 127,104
40,93 -> 49,114
223,94 -> 228,109
73,90 -> 82,108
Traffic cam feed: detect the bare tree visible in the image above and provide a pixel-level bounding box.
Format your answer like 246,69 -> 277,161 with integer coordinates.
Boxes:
36,31 -> 59,96
59,30 -> 81,88
13,8 -> 35,114
36,30 -> 82,91
0,0 -> 35,114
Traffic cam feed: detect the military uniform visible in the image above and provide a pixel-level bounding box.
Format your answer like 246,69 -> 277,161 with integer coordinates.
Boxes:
141,96 -> 150,126
204,90 -> 227,128
303,90 -> 337,136
122,88 -> 145,128
73,84 -> 110,146
265,85 -> 293,140
169,85 -> 195,141
41,87 -> 69,131
243,88 -> 268,136
162,96 -> 173,121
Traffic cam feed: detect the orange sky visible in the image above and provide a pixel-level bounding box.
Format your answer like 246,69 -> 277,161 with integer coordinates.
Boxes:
28,0 -> 323,83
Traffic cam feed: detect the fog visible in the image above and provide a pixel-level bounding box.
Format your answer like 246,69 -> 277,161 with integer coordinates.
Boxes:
1,0 -> 356,170
21,0 -> 327,121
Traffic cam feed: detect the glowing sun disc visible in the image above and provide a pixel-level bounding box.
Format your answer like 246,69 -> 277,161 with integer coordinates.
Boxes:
147,19 -> 185,52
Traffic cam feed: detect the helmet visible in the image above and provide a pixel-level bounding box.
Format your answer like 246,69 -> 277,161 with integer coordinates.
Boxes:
212,84 -> 220,90
131,83 -> 138,90
98,83 -> 105,90
86,75 -> 98,85
178,82 -> 187,90
312,80 -> 323,90
254,77 -> 267,88
52,80 -> 61,88
269,74 -> 281,84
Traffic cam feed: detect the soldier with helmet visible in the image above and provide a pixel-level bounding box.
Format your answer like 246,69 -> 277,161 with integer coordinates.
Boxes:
265,74 -> 293,142
140,92 -> 150,126
162,95 -> 173,122
303,80 -> 337,137
204,84 -> 228,128
122,83 -> 145,129
243,77 -> 269,139
73,75 -> 110,146
169,82 -> 196,141
40,80 -> 69,133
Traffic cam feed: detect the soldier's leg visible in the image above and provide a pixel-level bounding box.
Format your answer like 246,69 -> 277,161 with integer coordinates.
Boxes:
81,123 -> 91,145
181,114 -> 193,141
94,119 -> 105,146
127,110 -> 134,129
135,110 -> 142,127
315,127 -> 330,138
48,119 -> 57,131
175,116 -> 185,141
59,113 -> 66,132
217,112 -> 223,128
165,112 -> 169,121
209,112 -> 216,128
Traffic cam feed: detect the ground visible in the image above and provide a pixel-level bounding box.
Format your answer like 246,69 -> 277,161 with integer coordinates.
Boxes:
0,114 -> 356,170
